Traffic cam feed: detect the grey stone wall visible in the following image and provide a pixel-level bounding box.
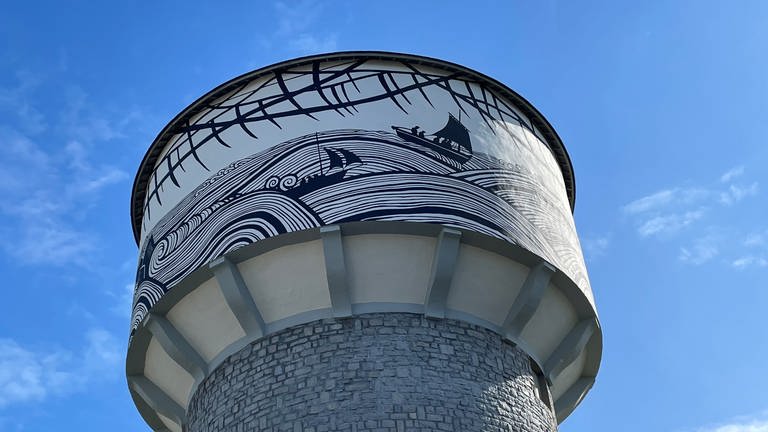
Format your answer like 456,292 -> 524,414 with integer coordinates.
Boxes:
187,313 -> 557,432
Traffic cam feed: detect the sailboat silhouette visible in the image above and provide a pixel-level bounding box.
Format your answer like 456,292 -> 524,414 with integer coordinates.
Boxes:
324,147 -> 362,173
280,146 -> 363,197
391,113 -> 473,164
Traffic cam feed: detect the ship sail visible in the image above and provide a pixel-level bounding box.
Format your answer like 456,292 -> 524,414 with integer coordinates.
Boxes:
433,113 -> 472,153
324,148 -> 344,170
337,148 -> 363,165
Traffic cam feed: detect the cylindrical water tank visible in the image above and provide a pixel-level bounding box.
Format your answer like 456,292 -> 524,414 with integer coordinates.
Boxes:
126,52 -> 601,432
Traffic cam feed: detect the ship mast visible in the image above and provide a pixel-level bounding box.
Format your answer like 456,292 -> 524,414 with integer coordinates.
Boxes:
315,132 -> 324,175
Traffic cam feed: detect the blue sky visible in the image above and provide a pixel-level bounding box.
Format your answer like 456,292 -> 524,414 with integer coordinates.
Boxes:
0,1 -> 766,431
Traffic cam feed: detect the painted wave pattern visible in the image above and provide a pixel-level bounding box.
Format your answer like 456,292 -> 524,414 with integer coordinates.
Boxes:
141,58 -> 553,223
131,130 -> 589,335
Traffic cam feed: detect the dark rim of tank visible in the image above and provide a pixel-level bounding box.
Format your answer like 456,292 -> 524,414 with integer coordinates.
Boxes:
130,51 -> 576,245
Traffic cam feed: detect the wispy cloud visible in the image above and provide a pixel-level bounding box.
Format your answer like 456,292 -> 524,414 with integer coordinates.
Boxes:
0,340 -> 58,406
719,166 -> 759,205
623,188 -> 709,215
82,329 -> 122,371
679,234 -> 720,265
581,234 -> 611,261
638,209 -> 705,237
0,71 -> 48,135
12,223 -> 97,266
623,165 -> 762,268
622,189 -> 676,214
272,0 -> 339,54
692,411 -> 768,432
289,34 -> 338,53
0,130 -> 123,266
729,229 -> 768,269
0,81 -> 132,267
624,168 -> 759,235
0,329 -> 121,408
621,166 -> 759,228
275,0 -> 324,35
58,86 -> 143,143
109,283 -> 136,318
720,182 -> 759,205
744,230 -> 767,247
63,140 -> 128,195
700,421 -> 768,432
731,256 -> 768,269
623,188 -> 710,237
720,165 -> 744,183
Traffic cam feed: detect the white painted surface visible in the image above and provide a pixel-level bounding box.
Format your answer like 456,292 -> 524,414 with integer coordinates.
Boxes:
143,337 -> 195,408
519,284 -> 577,361
166,277 -> 245,362
447,244 -> 528,326
237,240 -> 332,323
345,234 -> 435,304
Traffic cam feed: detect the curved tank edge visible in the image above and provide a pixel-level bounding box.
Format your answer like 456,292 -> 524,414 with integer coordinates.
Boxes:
129,51 -> 577,245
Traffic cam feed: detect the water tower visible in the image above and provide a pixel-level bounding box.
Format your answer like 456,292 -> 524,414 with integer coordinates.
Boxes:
126,52 -> 601,432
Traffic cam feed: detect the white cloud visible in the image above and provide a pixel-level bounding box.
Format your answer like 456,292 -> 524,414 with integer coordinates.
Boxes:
66,302 -> 97,322
638,209 -> 705,237
623,167 -> 761,266
701,421 -> 768,432
62,140 -> 128,196
731,256 -> 768,269
0,128 -> 51,189
109,283 -> 136,318
744,231 -> 767,247
273,0 -> 339,54
623,168 -> 759,231
623,188 -> 709,215
694,412 -> 768,432
623,167 -> 764,268
0,129 -> 98,266
581,234 -> 611,260
0,70 -> 48,135
58,86 -> 130,143
82,329 -> 122,372
679,235 -> 719,265
274,0 -> 324,35
0,329 -> 120,408
11,222 -> 96,266
622,189 -> 677,214
73,166 -> 128,194
720,166 -> 745,183
720,182 -> 759,205
0,340 -> 50,406
289,34 -> 338,53
0,84 -> 130,268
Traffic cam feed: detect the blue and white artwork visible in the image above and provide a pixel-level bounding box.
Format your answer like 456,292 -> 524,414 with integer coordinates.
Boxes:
131,55 -> 590,335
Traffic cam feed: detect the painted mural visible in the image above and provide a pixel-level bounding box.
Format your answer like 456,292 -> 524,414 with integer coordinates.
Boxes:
131,56 -> 590,335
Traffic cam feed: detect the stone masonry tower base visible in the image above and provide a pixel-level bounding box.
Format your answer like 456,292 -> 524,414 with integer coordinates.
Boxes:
187,314 -> 557,432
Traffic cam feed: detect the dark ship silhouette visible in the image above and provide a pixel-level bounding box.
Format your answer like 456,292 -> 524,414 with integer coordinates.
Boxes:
270,145 -> 363,198
392,113 -> 473,164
